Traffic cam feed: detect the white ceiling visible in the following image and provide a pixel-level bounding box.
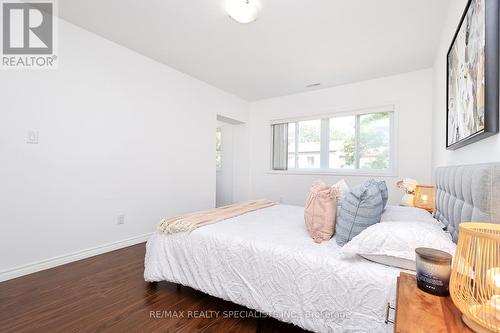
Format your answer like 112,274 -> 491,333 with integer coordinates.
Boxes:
59,0 -> 450,101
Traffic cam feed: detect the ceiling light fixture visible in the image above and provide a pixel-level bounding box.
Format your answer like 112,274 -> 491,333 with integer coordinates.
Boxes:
226,0 -> 259,24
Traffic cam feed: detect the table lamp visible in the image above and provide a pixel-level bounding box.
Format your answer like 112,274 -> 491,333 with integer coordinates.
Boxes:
413,185 -> 435,213
450,223 -> 500,333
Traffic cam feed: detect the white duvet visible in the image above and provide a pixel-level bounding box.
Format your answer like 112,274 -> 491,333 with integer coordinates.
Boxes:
144,204 -> 401,333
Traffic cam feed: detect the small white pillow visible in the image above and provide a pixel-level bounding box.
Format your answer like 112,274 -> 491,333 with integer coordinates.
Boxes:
381,205 -> 445,228
332,179 -> 349,201
340,221 -> 456,271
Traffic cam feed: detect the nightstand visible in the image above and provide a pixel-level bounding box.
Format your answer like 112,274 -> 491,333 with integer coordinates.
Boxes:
394,272 -> 473,333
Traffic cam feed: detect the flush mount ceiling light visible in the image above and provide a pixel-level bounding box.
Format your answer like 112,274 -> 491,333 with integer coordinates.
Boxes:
226,0 -> 259,24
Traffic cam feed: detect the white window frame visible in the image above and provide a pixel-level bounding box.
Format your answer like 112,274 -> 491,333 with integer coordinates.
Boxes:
269,104 -> 397,176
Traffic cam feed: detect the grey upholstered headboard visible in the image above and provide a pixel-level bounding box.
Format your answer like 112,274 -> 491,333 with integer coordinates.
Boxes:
434,163 -> 500,242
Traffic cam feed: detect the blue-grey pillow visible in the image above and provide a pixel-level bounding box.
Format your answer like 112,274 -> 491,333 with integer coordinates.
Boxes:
377,180 -> 388,208
336,180 -> 386,246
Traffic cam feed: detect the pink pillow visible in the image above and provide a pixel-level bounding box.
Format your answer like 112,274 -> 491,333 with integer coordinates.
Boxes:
304,180 -> 338,243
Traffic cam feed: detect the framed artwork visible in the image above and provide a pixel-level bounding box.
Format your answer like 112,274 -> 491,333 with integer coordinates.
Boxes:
446,0 -> 499,150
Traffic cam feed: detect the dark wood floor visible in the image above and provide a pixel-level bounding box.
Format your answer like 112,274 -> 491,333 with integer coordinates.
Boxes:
0,243 -> 308,333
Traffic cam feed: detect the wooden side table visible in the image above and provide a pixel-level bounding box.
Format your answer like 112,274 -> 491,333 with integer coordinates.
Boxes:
394,272 -> 473,333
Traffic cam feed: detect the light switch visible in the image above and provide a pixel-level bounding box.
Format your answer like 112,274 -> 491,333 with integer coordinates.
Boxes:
26,130 -> 39,144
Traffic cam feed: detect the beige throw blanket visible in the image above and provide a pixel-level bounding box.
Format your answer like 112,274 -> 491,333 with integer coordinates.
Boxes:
158,199 -> 275,234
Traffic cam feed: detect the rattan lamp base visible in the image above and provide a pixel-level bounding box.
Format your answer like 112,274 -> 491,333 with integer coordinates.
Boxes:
462,314 -> 495,333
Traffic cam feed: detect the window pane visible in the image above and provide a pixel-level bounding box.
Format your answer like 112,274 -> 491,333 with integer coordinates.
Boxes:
216,128 -> 222,169
297,120 -> 321,169
329,116 -> 355,169
287,123 -> 296,169
359,112 -> 390,169
216,152 -> 222,169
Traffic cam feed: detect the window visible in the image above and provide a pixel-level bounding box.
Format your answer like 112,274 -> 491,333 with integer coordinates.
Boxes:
216,127 -> 222,170
287,123 -> 296,168
286,120 -> 321,169
297,120 -> 321,169
329,115 -> 355,169
271,109 -> 393,173
359,112 -> 390,169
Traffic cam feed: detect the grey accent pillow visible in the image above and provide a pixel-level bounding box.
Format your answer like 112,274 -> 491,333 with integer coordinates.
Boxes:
336,180 -> 386,246
377,180 -> 388,208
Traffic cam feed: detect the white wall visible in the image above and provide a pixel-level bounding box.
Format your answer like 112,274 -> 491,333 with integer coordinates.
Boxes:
0,19 -> 248,280
432,0 -> 500,169
248,69 -> 433,206
231,124 -> 250,203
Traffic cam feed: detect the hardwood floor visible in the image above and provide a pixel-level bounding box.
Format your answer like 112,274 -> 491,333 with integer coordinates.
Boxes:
0,243 -> 308,333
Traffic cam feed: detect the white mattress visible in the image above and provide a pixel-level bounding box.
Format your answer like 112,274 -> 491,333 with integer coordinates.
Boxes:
144,204 -> 402,333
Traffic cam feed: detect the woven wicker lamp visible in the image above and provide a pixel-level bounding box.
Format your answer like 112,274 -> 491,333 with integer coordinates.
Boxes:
413,185 -> 436,213
450,223 -> 500,333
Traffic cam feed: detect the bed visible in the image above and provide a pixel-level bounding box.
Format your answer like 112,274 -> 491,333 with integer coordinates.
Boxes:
144,163 -> 500,333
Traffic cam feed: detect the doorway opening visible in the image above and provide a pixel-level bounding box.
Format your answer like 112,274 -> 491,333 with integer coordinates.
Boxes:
215,115 -> 244,207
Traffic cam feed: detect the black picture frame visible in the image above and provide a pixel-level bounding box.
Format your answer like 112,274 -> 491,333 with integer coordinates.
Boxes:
446,0 -> 499,150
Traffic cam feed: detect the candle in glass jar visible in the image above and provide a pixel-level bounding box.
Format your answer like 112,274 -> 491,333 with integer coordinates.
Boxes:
415,247 -> 452,296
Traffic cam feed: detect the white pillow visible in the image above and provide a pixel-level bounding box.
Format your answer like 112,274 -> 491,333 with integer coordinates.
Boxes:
381,205 -> 445,228
340,221 -> 456,271
332,179 -> 349,201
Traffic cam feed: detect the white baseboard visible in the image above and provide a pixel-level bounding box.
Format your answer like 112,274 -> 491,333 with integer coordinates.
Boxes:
0,233 -> 152,283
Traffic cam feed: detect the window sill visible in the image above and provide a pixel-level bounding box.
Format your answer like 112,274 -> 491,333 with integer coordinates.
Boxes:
266,169 -> 398,177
